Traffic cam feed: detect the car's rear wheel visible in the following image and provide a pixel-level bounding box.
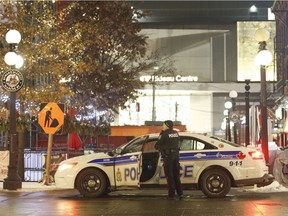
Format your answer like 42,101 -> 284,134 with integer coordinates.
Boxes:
200,168 -> 231,198
76,168 -> 107,198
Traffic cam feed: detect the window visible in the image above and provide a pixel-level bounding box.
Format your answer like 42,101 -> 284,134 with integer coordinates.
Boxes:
142,139 -> 158,153
122,136 -> 146,153
180,139 -> 193,150
210,136 -> 240,147
179,137 -> 217,151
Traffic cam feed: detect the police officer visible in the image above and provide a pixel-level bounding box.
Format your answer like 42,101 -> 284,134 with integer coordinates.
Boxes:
155,120 -> 183,199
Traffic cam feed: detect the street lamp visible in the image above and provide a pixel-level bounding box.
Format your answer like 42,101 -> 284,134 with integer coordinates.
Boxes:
244,79 -> 251,146
224,101 -> 232,141
2,29 -> 23,190
243,72 -> 252,147
229,90 -> 238,144
151,66 -> 158,122
255,28 -> 273,164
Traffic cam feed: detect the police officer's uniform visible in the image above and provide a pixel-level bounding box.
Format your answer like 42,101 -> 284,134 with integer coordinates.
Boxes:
155,120 -> 183,199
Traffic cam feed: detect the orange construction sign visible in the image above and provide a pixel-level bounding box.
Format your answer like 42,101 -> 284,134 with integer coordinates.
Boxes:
38,103 -> 64,134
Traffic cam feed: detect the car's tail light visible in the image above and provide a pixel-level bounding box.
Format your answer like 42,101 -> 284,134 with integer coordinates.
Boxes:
248,150 -> 264,160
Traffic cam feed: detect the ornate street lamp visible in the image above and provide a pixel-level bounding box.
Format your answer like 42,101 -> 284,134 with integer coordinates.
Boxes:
151,66 -> 159,122
229,90 -> 238,144
244,79 -> 251,146
2,30 -> 23,190
255,28 -> 273,164
243,72 -> 252,147
224,101 -> 232,141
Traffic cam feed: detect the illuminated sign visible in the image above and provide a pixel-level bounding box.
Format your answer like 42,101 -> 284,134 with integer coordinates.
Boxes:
140,75 -> 198,82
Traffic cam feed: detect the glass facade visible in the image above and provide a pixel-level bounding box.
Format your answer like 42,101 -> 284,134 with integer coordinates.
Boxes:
237,21 -> 276,81
114,21 -> 275,136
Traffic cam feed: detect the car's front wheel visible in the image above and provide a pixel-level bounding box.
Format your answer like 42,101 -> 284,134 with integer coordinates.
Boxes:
200,168 -> 231,198
76,168 -> 107,198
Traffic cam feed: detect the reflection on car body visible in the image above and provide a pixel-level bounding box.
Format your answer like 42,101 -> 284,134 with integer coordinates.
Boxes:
55,132 -> 273,198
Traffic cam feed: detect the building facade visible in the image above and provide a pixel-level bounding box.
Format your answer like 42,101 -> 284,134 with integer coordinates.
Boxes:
271,1 -> 288,146
114,1 -> 277,146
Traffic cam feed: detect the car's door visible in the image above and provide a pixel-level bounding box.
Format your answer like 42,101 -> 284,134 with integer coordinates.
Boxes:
140,137 -> 161,185
179,136 -> 218,183
159,136 -> 217,185
114,136 -> 146,187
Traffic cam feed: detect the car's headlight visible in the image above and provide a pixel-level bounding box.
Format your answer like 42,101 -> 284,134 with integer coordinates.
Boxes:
57,161 -> 78,172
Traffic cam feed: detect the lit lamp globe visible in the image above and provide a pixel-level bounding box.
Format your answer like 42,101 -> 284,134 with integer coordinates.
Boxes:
5,29 -> 21,44
4,51 -> 17,66
224,101 -> 232,109
229,90 -> 238,99
223,109 -> 229,116
255,50 -> 273,67
255,28 -> 272,67
255,28 -> 270,42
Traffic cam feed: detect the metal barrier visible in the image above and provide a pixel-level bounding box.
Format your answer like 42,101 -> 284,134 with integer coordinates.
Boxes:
24,149 -> 65,182
23,149 -> 84,182
0,148 -> 109,182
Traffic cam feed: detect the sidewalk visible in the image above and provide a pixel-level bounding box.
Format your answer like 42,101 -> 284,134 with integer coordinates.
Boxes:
0,181 -> 57,192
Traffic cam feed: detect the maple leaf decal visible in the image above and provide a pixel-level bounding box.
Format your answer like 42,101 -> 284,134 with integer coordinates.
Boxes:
237,152 -> 246,159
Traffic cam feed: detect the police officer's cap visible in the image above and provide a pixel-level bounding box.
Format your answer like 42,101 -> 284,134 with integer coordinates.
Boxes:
164,120 -> 173,129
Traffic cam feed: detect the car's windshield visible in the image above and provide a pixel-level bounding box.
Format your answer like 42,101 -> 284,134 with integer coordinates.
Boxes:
210,136 -> 241,147
122,136 -> 147,153
114,136 -> 147,154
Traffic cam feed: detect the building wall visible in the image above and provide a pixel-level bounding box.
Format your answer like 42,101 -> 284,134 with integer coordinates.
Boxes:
114,23 -> 275,137
144,28 -> 234,82
189,93 -> 212,133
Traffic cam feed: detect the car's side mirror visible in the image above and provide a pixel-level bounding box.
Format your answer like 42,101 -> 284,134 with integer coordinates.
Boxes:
115,148 -> 122,154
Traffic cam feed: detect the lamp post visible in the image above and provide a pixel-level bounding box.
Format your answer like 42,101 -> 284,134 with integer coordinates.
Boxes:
229,90 -> 238,144
224,101 -> 232,141
151,66 -> 158,122
244,79 -> 251,146
2,30 -> 23,190
255,28 -> 273,164
152,82 -> 156,121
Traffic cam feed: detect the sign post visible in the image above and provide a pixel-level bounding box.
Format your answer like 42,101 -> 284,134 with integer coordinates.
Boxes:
38,102 -> 64,185
44,134 -> 53,185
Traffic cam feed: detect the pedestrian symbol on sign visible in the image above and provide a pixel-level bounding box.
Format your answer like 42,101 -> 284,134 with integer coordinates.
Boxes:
44,107 -> 59,128
44,107 -> 52,127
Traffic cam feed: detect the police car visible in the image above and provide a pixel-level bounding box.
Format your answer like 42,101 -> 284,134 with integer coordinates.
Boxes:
54,132 -> 273,198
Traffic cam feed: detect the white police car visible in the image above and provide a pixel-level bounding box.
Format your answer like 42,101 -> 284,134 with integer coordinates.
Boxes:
55,132 -> 273,198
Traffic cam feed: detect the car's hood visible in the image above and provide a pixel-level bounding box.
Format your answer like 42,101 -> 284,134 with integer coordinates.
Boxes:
60,152 -> 112,164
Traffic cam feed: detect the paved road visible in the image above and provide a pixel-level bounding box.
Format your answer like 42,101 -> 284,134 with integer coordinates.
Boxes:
0,186 -> 288,216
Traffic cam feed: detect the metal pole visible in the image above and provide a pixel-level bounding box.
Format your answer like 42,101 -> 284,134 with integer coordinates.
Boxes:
227,112 -> 231,142
152,82 -> 156,121
245,80 -> 250,146
3,41 -> 22,190
260,65 -> 269,164
231,98 -> 237,144
3,91 -> 22,190
44,133 -> 53,185
225,118 -> 228,140
175,102 -> 178,121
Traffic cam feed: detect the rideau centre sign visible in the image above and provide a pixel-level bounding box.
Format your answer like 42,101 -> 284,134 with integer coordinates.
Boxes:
140,75 -> 198,82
